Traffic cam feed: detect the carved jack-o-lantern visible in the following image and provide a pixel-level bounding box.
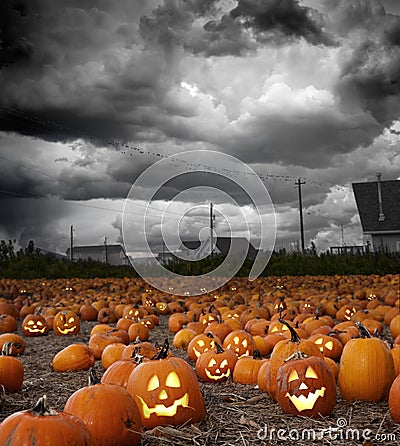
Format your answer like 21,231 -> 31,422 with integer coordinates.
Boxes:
276,352 -> 336,417
336,305 -> 359,322
53,310 -> 80,336
223,330 -> 255,358
22,312 -> 49,337
196,343 -> 238,382
123,305 -> 146,320
187,333 -> 221,361
309,334 -> 343,361
126,340 -> 206,429
155,302 -> 169,315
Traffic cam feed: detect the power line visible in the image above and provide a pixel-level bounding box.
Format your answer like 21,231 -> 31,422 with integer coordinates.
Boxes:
0,104 -> 353,190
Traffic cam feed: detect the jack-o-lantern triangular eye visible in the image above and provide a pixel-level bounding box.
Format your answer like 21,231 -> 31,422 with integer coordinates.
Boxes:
208,358 -> 217,367
220,359 -> 228,368
288,369 -> 299,382
305,366 -> 318,379
325,341 -> 333,351
166,371 -> 181,388
147,375 -> 160,391
197,340 -> 205,347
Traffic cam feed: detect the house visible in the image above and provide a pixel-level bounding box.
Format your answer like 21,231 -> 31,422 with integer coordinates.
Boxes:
352,175 -> 400,253
65,244 -> 130,266
37,247 -> 68,260
180,237 -> 258,261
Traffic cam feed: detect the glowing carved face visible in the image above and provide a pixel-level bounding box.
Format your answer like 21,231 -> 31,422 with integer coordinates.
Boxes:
53,310 -> 80,335
192,338 -> 216,359
204,357 -> 232,381
22,315 -> 49,337
314,337 -> 333,353
285,366 -> 326,411
195,346 -> 238,382
223,332 -> 255,357
156,302 -> 168,314
128,356 -> 206,429
276,356 -> 336,417
344,307 -> 357,320
137,371 -> 189,418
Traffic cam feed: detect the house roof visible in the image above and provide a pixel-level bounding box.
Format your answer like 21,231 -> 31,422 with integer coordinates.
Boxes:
181,240 -> 201,250
216,237 -> 258,260
181,237 -> 258,260
352,179 -> 400,233
66,244 -> 127,255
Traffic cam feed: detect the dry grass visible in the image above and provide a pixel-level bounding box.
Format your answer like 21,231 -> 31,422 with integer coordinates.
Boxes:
1,315 -> 399,446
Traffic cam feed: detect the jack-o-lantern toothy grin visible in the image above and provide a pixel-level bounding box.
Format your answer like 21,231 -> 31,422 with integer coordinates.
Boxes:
137,392 -> 190,418
276,352 -> 336,417
285,387 -> 327,411
22,310 -> 49,337
53,310 -> 80,336
196,344 -> 238,382
126,339 -> 206,429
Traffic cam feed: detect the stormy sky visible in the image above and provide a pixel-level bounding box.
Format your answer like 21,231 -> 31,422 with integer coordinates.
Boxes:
1,0 -> 400,256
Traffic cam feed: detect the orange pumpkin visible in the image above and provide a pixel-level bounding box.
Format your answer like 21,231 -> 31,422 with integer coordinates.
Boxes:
338,322 -> 395,402
0,396 -> 95,445
64,369 -> 142,446
0,342 -> 24,392
53,310 -> 80,336
126,340 -> 206,429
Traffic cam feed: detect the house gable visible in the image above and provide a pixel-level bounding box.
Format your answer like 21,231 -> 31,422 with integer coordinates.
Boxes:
352,180 -> 400,233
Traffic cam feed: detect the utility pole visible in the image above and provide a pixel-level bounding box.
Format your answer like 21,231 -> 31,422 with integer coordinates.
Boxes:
70,225 -> 74,261
210,202 -> 214,257
104,236 -> 108,264
295,178 -> 306,252
341,225 -> 345,247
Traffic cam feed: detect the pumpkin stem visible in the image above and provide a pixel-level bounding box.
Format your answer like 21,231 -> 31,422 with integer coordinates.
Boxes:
88,368 -> 101,386
215,343 -> 224,354
1,342 -> 14,356
253,349 -> 262,360
152,338 -> 169,359
205,332 -> 215,339
30,395 -> 56,416
34,306 -> 42,316
284,350 -> 308,362
278,318 -> 301,343
355,321 -> 372,338
132,348 -> 144,364
327,330 -> 345,336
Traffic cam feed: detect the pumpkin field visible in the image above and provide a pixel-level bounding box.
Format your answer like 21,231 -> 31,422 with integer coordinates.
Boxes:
0,274 -> 399,445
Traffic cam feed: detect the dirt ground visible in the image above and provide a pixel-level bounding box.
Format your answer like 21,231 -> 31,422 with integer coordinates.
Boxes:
1,314 -> 399,446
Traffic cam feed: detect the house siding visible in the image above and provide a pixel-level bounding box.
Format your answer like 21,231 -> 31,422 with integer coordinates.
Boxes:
370,233 -> 400,253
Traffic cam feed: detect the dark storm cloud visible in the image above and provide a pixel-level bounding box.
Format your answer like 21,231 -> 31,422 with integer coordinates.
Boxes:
334,3 -> 400,125
0,0 -> 163,143
228,0 -> 333,46
0,0 -> 35,68
0,198 -> 70,251
140,0 -> 332,58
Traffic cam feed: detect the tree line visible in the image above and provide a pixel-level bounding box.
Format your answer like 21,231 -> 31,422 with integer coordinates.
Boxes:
0,240 -> 399,279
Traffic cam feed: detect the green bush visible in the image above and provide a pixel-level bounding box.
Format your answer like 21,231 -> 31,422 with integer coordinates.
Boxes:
0,239 -> 399,279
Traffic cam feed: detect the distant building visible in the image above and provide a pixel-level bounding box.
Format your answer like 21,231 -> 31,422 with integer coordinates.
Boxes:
180,237 -> 258,261
329,246 -> 365,255
352,175 -> 400,253
37,247 -> 68,260
66,244 -> 130,266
